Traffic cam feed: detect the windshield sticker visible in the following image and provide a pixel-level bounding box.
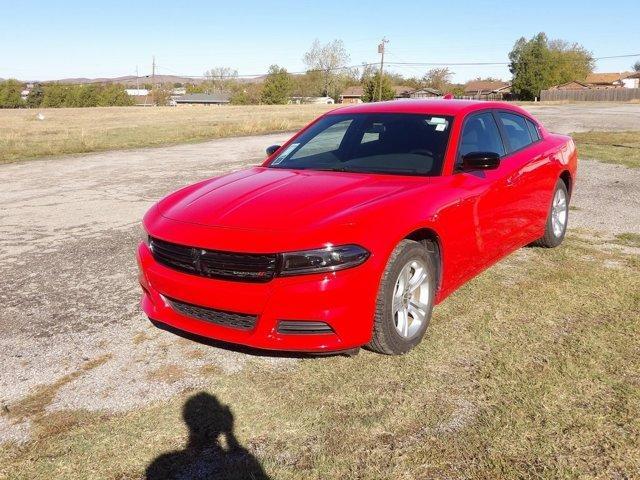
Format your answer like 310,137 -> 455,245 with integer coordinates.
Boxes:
271,143 -> 299,165
429,117 -> 447,124
435,124 -> 446,132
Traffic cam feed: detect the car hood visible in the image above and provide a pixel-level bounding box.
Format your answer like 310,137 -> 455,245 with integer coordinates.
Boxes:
158,167 -> 431,231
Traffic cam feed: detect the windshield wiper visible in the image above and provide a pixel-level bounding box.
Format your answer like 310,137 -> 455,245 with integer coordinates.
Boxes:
312,166 -> 350,172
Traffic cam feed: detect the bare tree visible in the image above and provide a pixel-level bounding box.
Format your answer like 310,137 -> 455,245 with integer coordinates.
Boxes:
422,68 -> 453,92
303,39 -> 350,98
633,61 -> 640,72
203,67 -> 239,92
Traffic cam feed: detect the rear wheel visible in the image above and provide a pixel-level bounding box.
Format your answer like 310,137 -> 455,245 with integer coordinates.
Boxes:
533,179 -> 569,248
368,240 -> 436,355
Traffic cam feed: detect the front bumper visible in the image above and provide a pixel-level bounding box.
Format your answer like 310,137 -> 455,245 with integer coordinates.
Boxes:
136,243 -> 379,352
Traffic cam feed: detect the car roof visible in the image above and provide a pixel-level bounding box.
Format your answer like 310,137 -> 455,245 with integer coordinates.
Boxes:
327,99 -> 529,118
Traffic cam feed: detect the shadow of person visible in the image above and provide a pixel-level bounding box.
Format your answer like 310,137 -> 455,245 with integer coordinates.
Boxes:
146,392 -> 270,480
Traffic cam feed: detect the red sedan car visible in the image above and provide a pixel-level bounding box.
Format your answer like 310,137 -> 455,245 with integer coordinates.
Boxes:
137,99 -> 576,355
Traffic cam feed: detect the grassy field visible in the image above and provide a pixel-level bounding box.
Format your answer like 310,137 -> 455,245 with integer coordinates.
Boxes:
571,131 -> 640,168
2,233 -> 638,479
0,105 -> 337,163
1,105 -> 639,170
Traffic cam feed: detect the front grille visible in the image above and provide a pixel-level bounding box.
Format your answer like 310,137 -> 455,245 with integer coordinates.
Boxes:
149,237 -> 277,282
166,296 -> 257,330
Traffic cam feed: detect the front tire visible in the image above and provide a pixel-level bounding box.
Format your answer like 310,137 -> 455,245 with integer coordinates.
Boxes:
368,240 -> 436,355
533,179 -> 569,248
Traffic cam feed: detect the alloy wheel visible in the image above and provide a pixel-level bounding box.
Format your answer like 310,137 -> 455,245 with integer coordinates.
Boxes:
392,260 -> 430,339
551,188 -> 568,238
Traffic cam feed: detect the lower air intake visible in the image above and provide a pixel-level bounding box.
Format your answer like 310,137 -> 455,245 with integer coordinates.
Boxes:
277,320 -> 334,335
166,296 -> 257,331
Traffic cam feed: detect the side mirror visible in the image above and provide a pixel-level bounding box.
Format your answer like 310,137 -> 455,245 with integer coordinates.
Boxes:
461,151 -> 500,171
266,145 -> 281,156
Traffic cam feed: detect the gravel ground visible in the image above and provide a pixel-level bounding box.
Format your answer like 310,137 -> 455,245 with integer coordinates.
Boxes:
525,102 -> 640,134
1,103 -> 639,444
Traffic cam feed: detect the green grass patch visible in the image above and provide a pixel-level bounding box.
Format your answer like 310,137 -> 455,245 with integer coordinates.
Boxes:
571,130 -> 640,168
1,237 -> 638,479
615,232 -> 640,247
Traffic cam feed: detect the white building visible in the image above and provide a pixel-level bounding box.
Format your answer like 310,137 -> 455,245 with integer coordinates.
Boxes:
622,73 -> 640,89
290,96 -> 335,105
125,88 -> 150,96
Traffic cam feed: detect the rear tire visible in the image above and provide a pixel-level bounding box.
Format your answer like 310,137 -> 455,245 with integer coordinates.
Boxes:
368,240 -> 436,355
532,179 -> 569,248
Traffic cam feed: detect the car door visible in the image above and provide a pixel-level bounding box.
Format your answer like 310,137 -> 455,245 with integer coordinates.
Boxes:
444,110 -> 519,286
495,111 -> 555,246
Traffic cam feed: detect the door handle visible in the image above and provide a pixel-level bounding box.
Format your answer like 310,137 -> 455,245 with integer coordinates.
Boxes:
506,173 -> 520,186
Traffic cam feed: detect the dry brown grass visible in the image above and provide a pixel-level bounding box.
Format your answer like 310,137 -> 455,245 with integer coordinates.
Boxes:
146,364 -> 187,384
1,235 -> 638,479
0,104 -> 338,163
6,355 -> 110,421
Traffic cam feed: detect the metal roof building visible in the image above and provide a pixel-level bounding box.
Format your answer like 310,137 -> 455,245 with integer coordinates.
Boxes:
174,93 -> 231,105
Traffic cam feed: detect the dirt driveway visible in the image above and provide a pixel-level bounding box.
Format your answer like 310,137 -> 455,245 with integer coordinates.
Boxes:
1,103 -> 639,443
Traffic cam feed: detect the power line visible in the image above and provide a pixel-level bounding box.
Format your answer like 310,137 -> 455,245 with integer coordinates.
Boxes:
144,52 -> 640,80
594,53 -> 640,60
381,52 -> 640,67
153,63 -> 376,79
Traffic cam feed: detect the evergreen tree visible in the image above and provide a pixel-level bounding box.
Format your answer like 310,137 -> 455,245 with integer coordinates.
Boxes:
26,84 -> 44,108
260,65 -> 293,105
0,80 -> 24,108
362,72 -> 395,102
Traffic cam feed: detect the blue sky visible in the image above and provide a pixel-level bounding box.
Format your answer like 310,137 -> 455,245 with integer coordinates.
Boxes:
2,0 -> 639,83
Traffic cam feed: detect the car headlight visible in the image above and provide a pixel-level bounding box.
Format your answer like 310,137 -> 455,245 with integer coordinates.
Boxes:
138,223 -> 149,246
279,245 -> 370,276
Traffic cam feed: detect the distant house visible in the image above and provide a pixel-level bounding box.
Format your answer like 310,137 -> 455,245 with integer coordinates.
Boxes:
463,80 -> 511,99
393,86 -> 414,99
340,85 -> 436,104
548,72 -> 639,91
623,72 -> 640,89
584,72 -> 632,89
174,93 -> 231,106
340,86 -> 364,104
548,81 -> 590,91
408,87 -> 441,99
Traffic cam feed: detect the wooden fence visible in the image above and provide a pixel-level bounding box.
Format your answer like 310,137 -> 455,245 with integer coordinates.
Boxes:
541,88 -> 640,102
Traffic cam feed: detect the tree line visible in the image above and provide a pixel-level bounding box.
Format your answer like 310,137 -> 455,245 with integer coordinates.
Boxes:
185,34 -> 605,104
2,33 -> 630,108
0,81 -> 133,108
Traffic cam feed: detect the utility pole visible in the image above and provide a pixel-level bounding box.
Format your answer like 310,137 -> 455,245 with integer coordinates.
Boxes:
152,55 -> 156,85
377,37 -> 388,102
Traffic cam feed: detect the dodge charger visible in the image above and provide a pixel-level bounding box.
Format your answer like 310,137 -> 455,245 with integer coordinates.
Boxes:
137,99 -> 577,355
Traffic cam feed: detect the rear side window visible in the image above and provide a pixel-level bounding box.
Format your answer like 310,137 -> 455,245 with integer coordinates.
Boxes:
526,118 -> 540,141
498,112 -> 533,152
459,112 -> 505,162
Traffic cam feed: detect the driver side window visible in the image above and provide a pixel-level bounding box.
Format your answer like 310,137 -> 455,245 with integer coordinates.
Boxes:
458,112 -> 505,167
290,119 -> 352,160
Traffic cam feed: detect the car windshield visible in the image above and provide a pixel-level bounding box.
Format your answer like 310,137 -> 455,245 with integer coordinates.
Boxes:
268,113 -> 453,176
